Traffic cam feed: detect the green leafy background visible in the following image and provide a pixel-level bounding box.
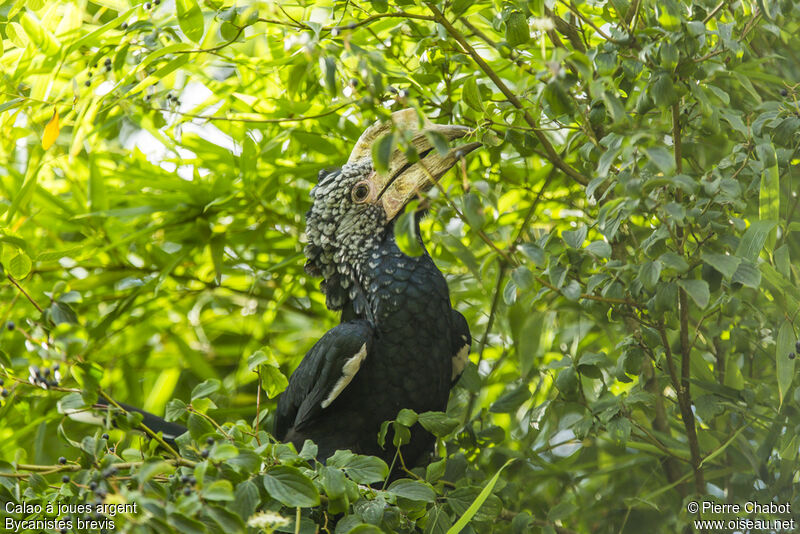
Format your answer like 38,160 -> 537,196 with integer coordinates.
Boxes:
1,0 -> 799,532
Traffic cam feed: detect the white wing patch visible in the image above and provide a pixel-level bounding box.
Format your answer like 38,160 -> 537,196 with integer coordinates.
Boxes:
321,343 -> 368,409
452,343 -> 470,382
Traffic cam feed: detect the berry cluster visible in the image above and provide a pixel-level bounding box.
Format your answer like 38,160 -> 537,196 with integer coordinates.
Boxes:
28,364 -> 61,389
85,58 -> 113,87
178,472 -> 197,495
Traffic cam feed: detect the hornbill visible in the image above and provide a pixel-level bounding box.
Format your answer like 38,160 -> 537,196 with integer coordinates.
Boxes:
275,109 -> 479,466
70,109 -> 479,468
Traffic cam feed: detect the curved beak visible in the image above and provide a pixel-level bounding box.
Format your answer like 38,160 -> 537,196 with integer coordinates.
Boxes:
350,109 -> 481,220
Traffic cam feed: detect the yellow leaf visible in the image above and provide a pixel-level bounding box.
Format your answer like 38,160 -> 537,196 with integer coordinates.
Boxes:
42,108 -> 60,149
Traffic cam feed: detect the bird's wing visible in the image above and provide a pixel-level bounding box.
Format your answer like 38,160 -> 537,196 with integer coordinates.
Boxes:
275,320 -> 374,439
450,309 -> 471,386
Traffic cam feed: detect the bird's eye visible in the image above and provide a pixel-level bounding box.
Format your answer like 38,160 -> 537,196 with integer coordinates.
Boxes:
351,182 -> 370,203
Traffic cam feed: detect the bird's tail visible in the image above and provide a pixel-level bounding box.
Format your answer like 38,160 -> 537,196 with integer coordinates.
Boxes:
64,398 -> 187,447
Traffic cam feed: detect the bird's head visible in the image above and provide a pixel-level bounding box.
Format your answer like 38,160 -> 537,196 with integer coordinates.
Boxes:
303,109 -> 480,310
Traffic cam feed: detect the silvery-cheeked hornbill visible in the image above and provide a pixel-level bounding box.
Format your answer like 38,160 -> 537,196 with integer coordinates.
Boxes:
73,109 -> 480,468
274,109 -> 480,465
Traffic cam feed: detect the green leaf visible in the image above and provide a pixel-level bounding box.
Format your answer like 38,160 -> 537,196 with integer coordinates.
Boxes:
543,80 -> 574,117
176,0 -> 204,42
372,133 -> 394,174
261,364 -> 289,398
396,408 -> 418,426
263,465 -> 320,507
736,220 -> 778,261
447,459 -> 515,534
320,466 -> 347,499
418,411 -> 460,437
638,261 -> 662,291
586,241 -> 612,258
210,443 -> 238,462
394,210 -> 424,257
387,479 -> 437,502
677,279 -> 709,309
505,12 -> 529,47
650,72 -> 677,107
658,252 -> 689,273
191,379 -> 220,400
328,452 -> 389,484
202,479 -> 235,501
6,250 -> 32,279
644,146 -> 676,174
776,321 -> 795,406
209,234 -> 224,285
232,480 -> 260,519
732,260 -> 761,289
511,266 -> 535,291
758,143 -> 780,253
563,226 -> 587,249
702,252 -> 740,279
462,78 -> 483,112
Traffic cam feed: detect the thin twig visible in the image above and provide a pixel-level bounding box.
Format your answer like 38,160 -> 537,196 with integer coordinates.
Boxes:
7,275 -> 44,314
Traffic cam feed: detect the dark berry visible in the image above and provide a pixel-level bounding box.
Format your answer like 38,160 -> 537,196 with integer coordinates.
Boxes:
145,2 -> 151,9
0,379 -> 4,386
43,368 -> 50,377
6,321 -> 14,331
795,340 -> 800,353
62,475 -> 70,483
102,433 -> 109,440
781,89 -> 788,97
790,352 -> 796,360
89,481 -> 97,491
399,89 -> 410,98
175,100 -> 181,106
155,0 -> 160,4
104,58 -> 111,66
53,363 -> 59,370
200,448 -> 209,458
60,529 -> 67,534
180,475 -> 190,484
121,23 -> 128,30
189,476 -> 196,485
1,389 -> 8,398
58,456 -> 66,464
206,437 -> 214,445
96,489 -> 107,499
85,81 -> 91,87
183,487 -> 191,495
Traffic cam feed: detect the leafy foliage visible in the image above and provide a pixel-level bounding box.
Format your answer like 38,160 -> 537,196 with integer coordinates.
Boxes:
1,0 -> 800,533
